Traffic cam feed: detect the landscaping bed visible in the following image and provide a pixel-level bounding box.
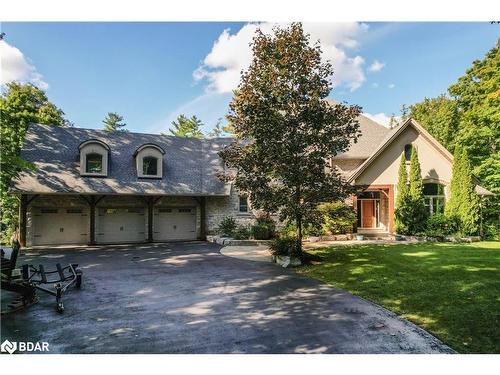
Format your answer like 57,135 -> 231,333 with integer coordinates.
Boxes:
295,241 -> 500,353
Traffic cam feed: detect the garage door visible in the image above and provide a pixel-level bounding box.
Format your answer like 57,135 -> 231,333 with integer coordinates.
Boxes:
97,208 -> 145,243
32,208 -> 88,246
154,207 -> 197,241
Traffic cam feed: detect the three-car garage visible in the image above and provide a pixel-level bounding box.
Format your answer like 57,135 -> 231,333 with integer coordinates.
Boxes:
30,203 -> 198,246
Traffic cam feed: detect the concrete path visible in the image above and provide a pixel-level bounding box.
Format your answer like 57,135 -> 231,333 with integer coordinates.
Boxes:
1,242 -> 453,354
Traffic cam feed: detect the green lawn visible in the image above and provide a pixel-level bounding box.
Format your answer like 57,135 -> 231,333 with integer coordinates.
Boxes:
296,241 -> 500,353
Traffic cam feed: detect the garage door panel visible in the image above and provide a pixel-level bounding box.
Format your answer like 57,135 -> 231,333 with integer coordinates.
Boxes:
154,207 -> 196,241
97,208 -> 145,243
33,208 -> 88,246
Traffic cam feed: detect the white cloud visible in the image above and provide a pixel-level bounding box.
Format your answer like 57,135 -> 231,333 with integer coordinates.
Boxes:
194,22 -> 369,94
368,60 -> 385,72
388,83 -> 395,89
364,112 -> 400,128
371,82 -> 379,88
0,40 -> 48,89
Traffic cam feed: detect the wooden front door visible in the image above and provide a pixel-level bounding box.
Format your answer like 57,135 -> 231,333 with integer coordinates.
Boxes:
361,200 -> 375,228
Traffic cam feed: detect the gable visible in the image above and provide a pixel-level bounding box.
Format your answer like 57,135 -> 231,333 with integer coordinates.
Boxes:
353,120 -> 454,186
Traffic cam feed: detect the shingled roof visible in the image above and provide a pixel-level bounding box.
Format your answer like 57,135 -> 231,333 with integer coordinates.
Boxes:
12,124 -> 232,196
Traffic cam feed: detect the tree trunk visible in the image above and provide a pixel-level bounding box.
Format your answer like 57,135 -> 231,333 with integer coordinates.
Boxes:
296,214 -> 303,256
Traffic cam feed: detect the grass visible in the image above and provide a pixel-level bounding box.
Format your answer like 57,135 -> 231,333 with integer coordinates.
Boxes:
295,241 -> 500,353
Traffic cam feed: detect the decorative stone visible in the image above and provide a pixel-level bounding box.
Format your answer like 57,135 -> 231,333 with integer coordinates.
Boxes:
274,255 -> 302,268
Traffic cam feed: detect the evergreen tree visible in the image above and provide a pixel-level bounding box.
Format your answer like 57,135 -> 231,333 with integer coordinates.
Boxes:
103,112 -> 127,132
407,148 -> 427,234
168,115 -> 204,138
394,153 -> 410,234
445,146 -> 463,219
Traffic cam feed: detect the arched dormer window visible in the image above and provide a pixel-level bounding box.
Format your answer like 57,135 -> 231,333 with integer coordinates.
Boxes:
134,144 -> 165,178
79,139 -> 110,177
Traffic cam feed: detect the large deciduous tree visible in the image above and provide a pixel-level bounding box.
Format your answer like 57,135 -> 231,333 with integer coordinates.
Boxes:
168,114 -> 204,138
102,112 -> 127,132
219,23 -> 361,255
0,82 -> 67,243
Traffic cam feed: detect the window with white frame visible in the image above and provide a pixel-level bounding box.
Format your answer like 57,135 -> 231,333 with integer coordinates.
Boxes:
423,183 -> 445,216
134,144 -> 164,178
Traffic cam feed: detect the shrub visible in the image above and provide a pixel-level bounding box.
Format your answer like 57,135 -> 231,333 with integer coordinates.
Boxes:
251,217 -> 276,240
425,214 -> 460,238
318,201 -> 356,234
269,236 -> 301,258
482,222 -> 500,240
217,216 -> 237,237
234,225 -> 251,240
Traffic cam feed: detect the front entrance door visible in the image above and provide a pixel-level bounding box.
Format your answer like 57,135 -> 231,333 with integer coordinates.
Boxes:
361,200 -> 375,228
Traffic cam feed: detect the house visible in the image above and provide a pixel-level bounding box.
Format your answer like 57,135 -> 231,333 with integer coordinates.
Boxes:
12,113 -> 493,247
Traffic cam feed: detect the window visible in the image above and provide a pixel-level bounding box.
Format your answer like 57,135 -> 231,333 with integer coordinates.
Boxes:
239,195 -> 249,213
404,144 -> 413,162
142,156 -> 158,176
86,153 -> 103,174
423,183 -> 445,216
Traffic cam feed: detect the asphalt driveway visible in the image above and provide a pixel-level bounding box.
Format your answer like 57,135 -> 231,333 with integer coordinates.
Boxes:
1,242 -> 453,353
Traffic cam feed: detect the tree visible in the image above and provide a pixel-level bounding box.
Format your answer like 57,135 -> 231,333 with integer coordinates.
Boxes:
394,153 -> 410,234
168,114 -> 204,138
409,95 -> 460,151
102,112 -> 127,132
407,148 -> 427,234
219,23 -> 361,256
0,83 -> 67,243
446,146 -> 480,235
208,118 -> 232,138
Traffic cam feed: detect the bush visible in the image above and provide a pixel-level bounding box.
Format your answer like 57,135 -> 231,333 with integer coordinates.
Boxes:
269,236 -> 301,258
318,201 -> 356,235
234,225 -> 251,240
251,217 -> 276,240
483,222 -> 500,240
425,214 -> 460,238
217,216 -> 237,237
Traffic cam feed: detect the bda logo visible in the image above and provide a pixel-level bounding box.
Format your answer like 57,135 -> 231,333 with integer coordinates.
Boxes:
1,340 -> 17,354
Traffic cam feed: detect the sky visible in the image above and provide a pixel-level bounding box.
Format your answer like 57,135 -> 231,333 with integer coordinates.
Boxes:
1,22 -> 499,133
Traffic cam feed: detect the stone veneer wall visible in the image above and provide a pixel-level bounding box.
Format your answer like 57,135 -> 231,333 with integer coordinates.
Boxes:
205,185 -> 257,234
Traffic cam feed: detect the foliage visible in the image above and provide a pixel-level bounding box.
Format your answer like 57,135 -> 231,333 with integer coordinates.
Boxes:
269,236 -> 302,258
207,118 -> 233,138
445,146 -> 480,235
318,201 -> 356,234
219,23 -> 360,256
407,148 -> 428,234
233,224 -> 251,240
297,241 -> 500,353
410,95 -> 460,151
0,83 -> 67,243
251,216 -> 276,240
102,112 -> 127,132
394,149 -> 427,235
168,114 -> 204,138
408,40 -> 499,235
394,153 -> 410,234
217,216 -> 237,237
425,214 -> 460,238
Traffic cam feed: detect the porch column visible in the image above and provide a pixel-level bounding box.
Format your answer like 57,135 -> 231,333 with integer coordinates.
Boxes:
19,194 -> 28,247
388,185 -> 395,233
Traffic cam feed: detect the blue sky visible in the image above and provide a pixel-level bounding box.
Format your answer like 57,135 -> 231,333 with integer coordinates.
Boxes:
1,22 -> 498,133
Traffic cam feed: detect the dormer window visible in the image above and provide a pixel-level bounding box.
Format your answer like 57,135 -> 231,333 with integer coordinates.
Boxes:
134,144 -> 165,178
86,153 -> 103,173
142,156 -> 158,176
79,139 -> 110,177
